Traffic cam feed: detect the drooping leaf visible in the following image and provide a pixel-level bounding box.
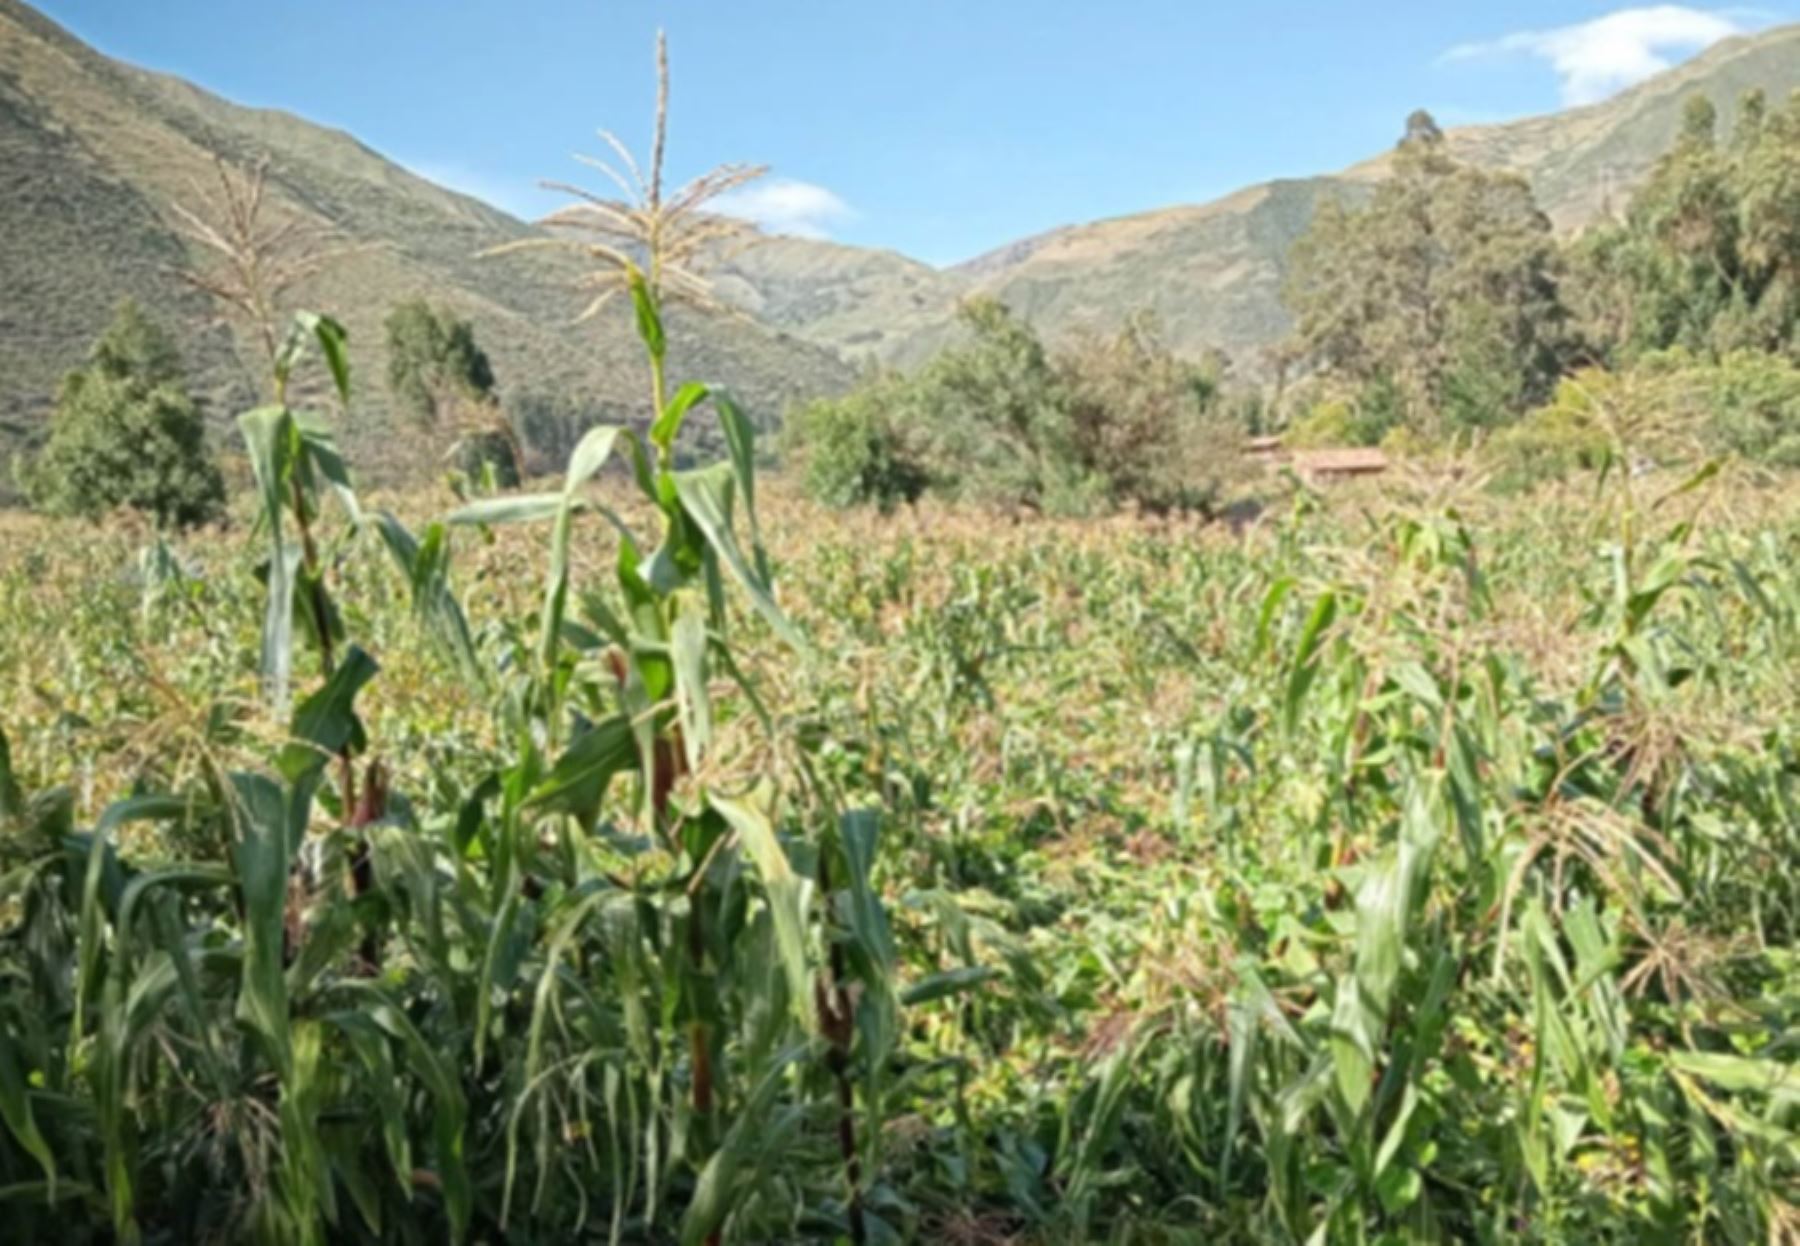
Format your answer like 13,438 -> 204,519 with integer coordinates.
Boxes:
674,464 -> 806,652
528,715 -> 638,826
710,791 -> 814,1031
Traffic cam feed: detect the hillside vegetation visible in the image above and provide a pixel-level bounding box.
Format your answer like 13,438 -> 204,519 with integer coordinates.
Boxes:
0,0 -> 851,496
715,25 -> 1800,370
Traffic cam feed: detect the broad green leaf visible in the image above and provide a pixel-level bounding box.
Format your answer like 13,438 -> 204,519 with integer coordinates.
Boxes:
528,715 -> 637,825
1283,589 -> 1337,732
293,309 -> 349,403
564,423 -> 624,493
239,406 -> 300,710
72,795 -> 189,1043
279,645 -> 378,784
900,965 -> 996,1006
627,264 -> 664,364
371,512 -> 482,685
670,605 -> 711,770
446,492 -> 567,527
650,381 -> 709,452
673,464 -> 806,652
227,772 -> 296,1065
0,1030 -> 54,1194
710,791 -> 814,1031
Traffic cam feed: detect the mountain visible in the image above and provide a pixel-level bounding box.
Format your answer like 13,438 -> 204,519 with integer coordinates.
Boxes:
0,0 -> 853,497
5,0 -> 1800,501
718,23 -> 1800,372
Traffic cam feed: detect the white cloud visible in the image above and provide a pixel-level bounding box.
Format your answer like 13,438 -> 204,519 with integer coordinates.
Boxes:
712,178 -> 854,239
405,160 -> 536,220
1443,6 -> 1773,105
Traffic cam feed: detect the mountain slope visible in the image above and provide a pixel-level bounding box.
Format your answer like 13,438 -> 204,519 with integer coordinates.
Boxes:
0,0 -> 852,495
722,23 -> 1800,371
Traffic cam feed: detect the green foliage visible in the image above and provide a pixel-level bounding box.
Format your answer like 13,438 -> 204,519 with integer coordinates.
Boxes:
1287,375 -> 1407,449
1571,88 -> 1800,364
19,301 -> 224,528
7,452 -> 1799,1242
1059,314 -> 1243,512
1706,347 -> 1800,465
1485,368 -> 1617,489
383,300 -> 520,486
1488,347 -> 1800,488
383,299 -> 495,424
790,302 -> 1245,515
1285,112 -> 1569,436
781,370 -> 932,511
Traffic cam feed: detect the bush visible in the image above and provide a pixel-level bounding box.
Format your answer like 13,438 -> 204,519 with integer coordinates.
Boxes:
1489,351 -> 1800,490
1287,375 -> 1405,449
1059,315 -> 1240,513
19,301 -> 225,528
1485,374 -> 1613,490
1705,349 -> 1800,467
782,373 -> 932,512
788,302 -> 1244,515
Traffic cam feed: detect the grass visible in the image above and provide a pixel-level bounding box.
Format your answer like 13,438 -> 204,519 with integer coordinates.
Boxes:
2,453 -> 1796,1243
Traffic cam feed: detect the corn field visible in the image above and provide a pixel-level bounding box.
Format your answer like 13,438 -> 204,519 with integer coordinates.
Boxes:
1,289 -> 1798,1243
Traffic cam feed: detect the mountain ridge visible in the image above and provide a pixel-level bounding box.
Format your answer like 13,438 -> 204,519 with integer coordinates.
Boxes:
0,0 -> 853,496
5,0 -> 1800,495
713,22 -> 1800,370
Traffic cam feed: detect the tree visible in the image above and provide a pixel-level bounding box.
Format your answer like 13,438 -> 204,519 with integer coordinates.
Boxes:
20,301 -> 225,528
919,298 -> 1092,511
384,299 -> 496,424
1058,314 -> 1242,512
788,302 -> 1249,515
383,300 -> 517,484
781,371 -> 933,512
1284,111 -> 1568,436
1570,90 -> 1800,364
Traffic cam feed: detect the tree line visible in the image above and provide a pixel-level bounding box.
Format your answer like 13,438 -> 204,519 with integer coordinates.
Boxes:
16,88 -> 1800,528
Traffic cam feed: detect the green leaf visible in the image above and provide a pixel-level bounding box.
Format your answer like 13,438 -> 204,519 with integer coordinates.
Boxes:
0,726 -> 20,820
564,424 -> 625,493
670,606 -> 712,771
678,1050 -> 801,1246
295,412 -> 360,526
295,311 -> 352,406
651,382 -> 709,452
446,492 -> 567,527
528,715 -> 637,825
0,1029 -> 55,1194
227,772 -> 297,1065
900,965 -> 997,1006
1666,1051 -> 1797,1097
709,791 -> 814,1031
673,464 -> 806,652
73,795 -> 189,1043
840,809 -> 896,973
1283,589 -> 1337,732
628,264 -> 664,364
1254,576 -> 1295,659
238,406 -> 299,710
371,512 -> 482,685
278,645 -> 379,785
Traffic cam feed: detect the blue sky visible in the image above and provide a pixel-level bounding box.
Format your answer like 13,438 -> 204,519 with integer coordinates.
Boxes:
33,2 -> 1790,265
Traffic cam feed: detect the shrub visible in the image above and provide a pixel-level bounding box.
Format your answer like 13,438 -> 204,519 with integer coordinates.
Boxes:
1705,349 -> 1800,466
782,373 -> 931,511
1287,375 -> 1404,449
1059,314 -> 1240,512
20,300 -> 225,528
789,303 -> 1246,515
